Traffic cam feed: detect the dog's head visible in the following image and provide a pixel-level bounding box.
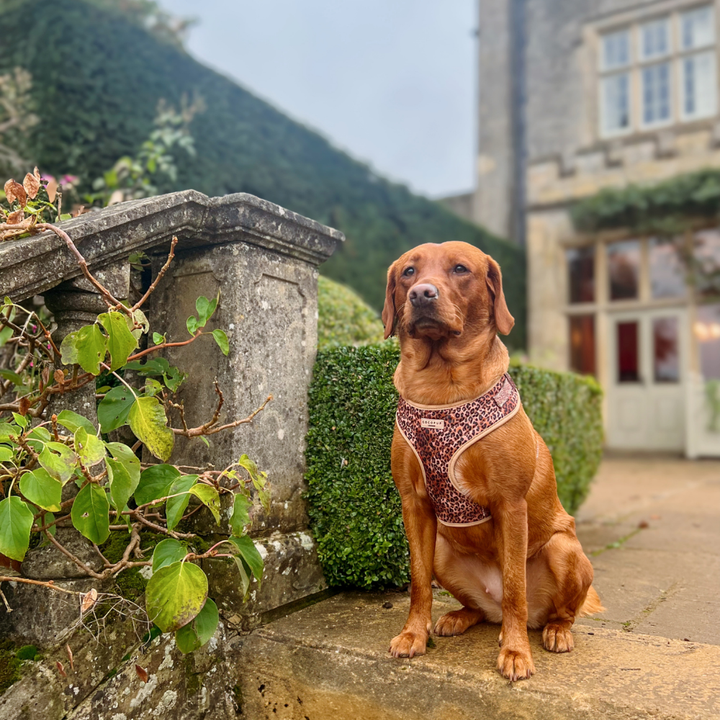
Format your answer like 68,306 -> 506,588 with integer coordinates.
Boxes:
381,241 -> 514,341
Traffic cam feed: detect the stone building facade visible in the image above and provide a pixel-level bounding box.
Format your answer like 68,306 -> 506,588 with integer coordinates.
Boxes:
474,0 -> 720,455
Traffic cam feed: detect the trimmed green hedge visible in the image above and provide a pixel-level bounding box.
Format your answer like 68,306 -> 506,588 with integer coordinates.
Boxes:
305,343 -> 603,589
317,277 -> 384,350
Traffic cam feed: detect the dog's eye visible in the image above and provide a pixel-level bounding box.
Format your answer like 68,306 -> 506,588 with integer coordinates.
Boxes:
403,267 -> 415,277
453,264 -> 469,274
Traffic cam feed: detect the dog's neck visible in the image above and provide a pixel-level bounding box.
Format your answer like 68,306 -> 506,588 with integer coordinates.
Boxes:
393,328 -> 510,406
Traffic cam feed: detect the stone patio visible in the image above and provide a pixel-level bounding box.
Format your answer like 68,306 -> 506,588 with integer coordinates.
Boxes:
235,455 -> 720,719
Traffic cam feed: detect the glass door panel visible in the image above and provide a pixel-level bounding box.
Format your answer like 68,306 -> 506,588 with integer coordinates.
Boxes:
653,316 -> 679,382
617,321 -> 640,382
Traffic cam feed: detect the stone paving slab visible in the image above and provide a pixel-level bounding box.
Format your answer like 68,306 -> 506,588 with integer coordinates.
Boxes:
236,590 -> 720,720
575,456 -> 720,645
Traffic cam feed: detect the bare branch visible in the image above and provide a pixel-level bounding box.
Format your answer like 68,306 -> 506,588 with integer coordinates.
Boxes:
173,394 -> 272,438
36,223 -> 130,315
132,236 -> 177,311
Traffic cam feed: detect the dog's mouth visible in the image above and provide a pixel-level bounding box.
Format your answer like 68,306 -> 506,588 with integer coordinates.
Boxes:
407,312 -> 462,339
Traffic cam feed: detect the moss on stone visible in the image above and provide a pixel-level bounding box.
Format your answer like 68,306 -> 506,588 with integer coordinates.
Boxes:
0,641 -> 24,696
183,654 -> 203,696
114,567 -> 147,602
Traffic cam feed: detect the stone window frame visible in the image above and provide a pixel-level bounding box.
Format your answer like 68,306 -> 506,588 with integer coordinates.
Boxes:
589,0 -> 720,141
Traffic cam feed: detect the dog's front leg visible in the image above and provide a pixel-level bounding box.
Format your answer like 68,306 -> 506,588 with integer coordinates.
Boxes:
389,495 -> 437,658
495,499 -> 535,680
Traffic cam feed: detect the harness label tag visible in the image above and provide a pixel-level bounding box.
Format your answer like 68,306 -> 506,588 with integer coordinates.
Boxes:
420,418 -> 445,430
494,380 -> 513,408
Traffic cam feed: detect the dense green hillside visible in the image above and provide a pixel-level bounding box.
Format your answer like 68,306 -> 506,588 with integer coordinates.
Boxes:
0,0 -> 526,348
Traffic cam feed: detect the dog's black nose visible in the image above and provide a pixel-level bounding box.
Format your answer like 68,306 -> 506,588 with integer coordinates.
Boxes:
409,283 -> 439,307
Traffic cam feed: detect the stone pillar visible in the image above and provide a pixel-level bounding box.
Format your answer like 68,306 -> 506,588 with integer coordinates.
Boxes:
148,221 -> 339,626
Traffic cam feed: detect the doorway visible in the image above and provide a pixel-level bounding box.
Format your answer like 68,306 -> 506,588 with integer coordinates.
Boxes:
606,308 -> 687,451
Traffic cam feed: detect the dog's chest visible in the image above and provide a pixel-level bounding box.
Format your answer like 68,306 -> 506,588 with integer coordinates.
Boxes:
396,373 -> 521,527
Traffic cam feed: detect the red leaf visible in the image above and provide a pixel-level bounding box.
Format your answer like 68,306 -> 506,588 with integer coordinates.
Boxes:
45,178 -> 58,204
4,179 -> 27,207
135,664 -> 149,683
56,661 -> 67,678
6,209 -> 24,225
23,172 -> 40,200
80,588 -> 98,613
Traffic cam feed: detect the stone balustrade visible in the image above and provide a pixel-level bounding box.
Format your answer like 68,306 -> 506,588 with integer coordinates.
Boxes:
0,190 -> 343,643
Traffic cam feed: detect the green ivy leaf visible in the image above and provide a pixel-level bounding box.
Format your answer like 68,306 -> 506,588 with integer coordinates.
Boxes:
211,329 -> 229,356
0,423 -> 20,444
74,428 -> 106,467
175,598 -> 219,654
0,325 -> 12,347
145,561 -> 208,633
195,296 -> 210,326
98,385 -> 136,433
12,413 -> 28,429
39,442 -> 77,484
105,442 -> 140,481
152,538 -> 187,573
0,369 -> 24,386
228,535 -> 263,585
56,410 -> 96,436
71,483 -> 110,544
165,475 -> 198,531
99,311 -> 138,371
0,496 -> 34,561
60,324 -> 108,375
135,464 -> 180,506
144,378 -> 163,397
189,484 -> 220,524
0,447 -> 12,462
230,493 -> 251,536
106,457 -> 138,513
231,553 -> 252,599
186,315 -> 199,336
128,396 -> 174,461
152,332 -> 165,345
19,469 -> 62,512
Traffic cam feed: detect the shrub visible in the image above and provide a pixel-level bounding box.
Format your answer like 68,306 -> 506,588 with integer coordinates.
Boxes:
317,276 -> 384,350
305,343 -> 603,589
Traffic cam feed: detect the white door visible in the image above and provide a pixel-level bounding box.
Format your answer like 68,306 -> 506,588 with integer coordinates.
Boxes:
606,308 -> 687,451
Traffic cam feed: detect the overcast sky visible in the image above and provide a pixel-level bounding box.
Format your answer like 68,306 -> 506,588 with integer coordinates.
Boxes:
160,0 -> 478,199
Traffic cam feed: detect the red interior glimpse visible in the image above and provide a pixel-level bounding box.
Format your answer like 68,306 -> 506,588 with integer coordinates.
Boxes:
569,315 -> 596,375
617,321 -> 639,382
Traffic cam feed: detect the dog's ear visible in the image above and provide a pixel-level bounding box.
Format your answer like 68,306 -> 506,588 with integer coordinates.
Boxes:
381,262 -> 398,339
485,257 -> 514,335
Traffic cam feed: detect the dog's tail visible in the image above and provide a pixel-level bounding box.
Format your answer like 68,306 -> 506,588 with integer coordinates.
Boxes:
578,585 -> 605,616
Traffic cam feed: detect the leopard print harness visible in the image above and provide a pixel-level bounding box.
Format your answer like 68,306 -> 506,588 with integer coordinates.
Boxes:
395,373 -> 521,527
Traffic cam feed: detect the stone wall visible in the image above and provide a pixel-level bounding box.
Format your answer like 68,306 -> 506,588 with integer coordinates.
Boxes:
0,191 -> 343,649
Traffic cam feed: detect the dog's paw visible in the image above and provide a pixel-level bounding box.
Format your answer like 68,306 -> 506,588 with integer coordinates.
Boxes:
542,622 -> 574,653
434,608 -> 484,637
389,630 -> 428,658
497,645 -> 535,681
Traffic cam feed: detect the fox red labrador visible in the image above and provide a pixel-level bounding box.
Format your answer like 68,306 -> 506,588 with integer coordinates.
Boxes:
382,241 -> 602,681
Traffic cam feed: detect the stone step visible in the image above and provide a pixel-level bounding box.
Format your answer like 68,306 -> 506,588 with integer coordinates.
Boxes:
236,590 -> 720,720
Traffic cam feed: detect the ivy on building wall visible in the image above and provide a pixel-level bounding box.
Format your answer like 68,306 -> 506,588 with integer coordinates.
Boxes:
571,168 -> 720,234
